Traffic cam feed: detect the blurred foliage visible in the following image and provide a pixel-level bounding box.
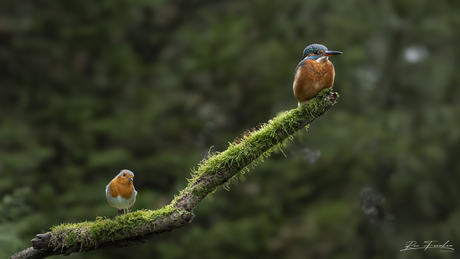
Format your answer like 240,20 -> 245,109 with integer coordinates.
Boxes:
1,0 -> 459,258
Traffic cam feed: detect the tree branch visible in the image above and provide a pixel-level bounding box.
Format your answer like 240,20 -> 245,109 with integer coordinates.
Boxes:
10,89 -> 338,259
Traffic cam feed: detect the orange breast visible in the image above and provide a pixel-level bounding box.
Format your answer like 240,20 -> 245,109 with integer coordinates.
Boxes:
109,178 -> 134,199
293,59 -> 335,102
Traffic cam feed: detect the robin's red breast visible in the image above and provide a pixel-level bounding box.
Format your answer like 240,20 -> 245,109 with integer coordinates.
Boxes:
293,44 -> 341,106
106,169 -> 137,215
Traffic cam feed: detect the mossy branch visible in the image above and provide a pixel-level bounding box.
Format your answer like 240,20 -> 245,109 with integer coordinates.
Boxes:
10,89 -> 339,259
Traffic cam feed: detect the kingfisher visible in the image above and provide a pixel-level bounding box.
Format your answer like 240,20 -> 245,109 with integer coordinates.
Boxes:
293,44 -> 342,107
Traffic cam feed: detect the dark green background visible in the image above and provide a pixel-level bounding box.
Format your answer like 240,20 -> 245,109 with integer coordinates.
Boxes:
1,0 -> 459,258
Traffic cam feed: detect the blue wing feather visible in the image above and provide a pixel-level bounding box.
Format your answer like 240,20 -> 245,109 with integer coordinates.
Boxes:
294,59 -> 305,76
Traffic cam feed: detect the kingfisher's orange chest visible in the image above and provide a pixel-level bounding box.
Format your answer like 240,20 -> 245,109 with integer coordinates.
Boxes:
293,59 -> 335,102
109,177 -> 134,199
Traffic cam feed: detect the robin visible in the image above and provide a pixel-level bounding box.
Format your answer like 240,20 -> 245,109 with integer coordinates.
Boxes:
293,44 -> 342,107
106,169 -> 137,215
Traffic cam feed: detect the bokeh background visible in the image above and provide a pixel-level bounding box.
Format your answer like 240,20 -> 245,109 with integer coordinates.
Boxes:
1,0 -> 460,258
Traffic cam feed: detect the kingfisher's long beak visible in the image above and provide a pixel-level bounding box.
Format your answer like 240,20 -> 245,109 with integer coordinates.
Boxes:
322,50 -> 342,56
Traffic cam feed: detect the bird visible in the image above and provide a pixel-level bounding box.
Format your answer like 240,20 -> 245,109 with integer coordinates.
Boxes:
293,44 -> 342,107
106,169 -> 138,215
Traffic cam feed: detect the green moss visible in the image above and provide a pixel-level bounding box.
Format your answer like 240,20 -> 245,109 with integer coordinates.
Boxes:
50,204 -> 177,249
186,88 -> 336,190
50,221 -> 94,250
66,231 -> 76,245
46,89 -> 337,250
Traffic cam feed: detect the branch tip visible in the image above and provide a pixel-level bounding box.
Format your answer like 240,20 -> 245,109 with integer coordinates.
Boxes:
31,233 -> 51,250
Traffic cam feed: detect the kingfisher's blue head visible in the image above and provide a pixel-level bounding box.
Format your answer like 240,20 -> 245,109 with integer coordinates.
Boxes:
302,44 -> 342,61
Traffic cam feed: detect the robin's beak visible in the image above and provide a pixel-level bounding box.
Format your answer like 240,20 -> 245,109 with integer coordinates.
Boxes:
322,50 -> 342,56
129,178 -> 134,182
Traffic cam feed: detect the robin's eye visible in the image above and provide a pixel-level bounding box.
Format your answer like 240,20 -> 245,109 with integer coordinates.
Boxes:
123,173 -> 126,177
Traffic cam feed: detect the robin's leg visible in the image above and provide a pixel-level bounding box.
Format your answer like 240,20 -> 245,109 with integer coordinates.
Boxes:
128,205 -> 134,213
117,209 -> 124,215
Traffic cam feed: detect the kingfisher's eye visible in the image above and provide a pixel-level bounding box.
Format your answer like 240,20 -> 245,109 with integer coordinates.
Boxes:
314,50 -> 319,54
